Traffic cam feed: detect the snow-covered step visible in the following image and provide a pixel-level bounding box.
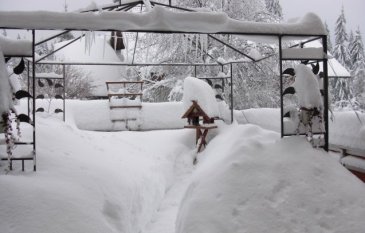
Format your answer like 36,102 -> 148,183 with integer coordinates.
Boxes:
109,108 -> 141,121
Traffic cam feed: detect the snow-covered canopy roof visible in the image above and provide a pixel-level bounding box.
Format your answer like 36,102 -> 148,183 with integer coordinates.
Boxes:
0,6 -> 326,36
304,41 -> 351,78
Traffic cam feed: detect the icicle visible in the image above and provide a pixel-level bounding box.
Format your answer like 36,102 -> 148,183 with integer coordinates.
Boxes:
205,34 -> 208,55
92,31 -> 96,46
102,34 -> 106,59
184,34 -> 187,62
84,32 -> 88,54
188,34 -> 193,53
114,32 -> 117,51
200,34 -> 204,60
146,34 -> 149,63
170,34 -> 174,50
124,32 -> 128,62
195,35 -> 198,59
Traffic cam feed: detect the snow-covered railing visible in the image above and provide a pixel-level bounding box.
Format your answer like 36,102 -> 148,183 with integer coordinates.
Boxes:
0,6 -> 326,36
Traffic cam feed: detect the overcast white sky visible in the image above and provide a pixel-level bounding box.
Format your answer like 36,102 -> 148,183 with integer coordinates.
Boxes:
0,0 -> 364,45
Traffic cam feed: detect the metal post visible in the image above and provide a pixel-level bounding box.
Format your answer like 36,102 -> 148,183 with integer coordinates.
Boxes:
63,64 -> 66,122
322,36 -> 329,151
278,35 -> 284,138
132,33 -> 139,64
32,29 -> 36,171
221,65 -> 224,92
230,63 -> 233,123
27,60 -> 30,117
194,65 -> 197,77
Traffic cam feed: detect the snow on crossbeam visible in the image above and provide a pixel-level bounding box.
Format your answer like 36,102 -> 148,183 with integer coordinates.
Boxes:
0,35 -> 32,56
0,7 -> 326,36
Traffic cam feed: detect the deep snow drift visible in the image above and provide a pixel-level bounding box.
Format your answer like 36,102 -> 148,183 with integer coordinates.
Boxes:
0,114 -> 196,233
176,124 -> 365,233
1,100 -> 365,233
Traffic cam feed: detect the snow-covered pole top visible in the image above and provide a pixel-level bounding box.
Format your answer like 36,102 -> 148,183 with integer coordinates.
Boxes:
0,6 -> 327,36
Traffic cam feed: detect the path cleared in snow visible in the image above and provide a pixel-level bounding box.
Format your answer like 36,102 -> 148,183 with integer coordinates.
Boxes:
142,150 -> 196,233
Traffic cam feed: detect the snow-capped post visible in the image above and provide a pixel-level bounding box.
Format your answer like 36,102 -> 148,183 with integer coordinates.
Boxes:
182,77 -> 218,156
282,64 -> 325,146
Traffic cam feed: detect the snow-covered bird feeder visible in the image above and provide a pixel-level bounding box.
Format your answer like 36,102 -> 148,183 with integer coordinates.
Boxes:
182,100 -> 215,126
182,77 -> 218,153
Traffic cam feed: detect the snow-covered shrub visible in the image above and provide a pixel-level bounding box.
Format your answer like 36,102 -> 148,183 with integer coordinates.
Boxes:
0,48 -> 21,170
282,64 -> 324,144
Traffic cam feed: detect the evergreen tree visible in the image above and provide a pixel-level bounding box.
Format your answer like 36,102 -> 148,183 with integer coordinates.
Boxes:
332,6 -> 352,102
324,22 -> 333,52
350,28 -> 365,103
265,0 -> 283,21
333,6 -> 350,66
348,30 -> 355,69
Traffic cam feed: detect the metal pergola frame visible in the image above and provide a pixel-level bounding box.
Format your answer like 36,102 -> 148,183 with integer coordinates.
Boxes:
0,0 -> 329,172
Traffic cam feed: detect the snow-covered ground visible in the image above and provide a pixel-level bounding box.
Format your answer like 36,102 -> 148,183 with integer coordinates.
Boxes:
1,101 -> 365,233
236,107 -> 365,151
0,103 -> 196,233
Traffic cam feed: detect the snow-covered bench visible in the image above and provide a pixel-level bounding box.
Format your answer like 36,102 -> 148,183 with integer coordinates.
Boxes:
330,145 -> 365,182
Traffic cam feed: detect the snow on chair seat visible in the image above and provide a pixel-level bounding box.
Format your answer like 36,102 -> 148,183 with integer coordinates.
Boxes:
341,155 -> 365,182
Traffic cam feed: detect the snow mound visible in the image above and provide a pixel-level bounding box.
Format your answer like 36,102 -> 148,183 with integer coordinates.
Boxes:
182,77 -> 219,118
69,100 -> 186,131
293,64 -> 322,109
360,125 -> 365,140
0,113 -> 194,233
330,111 -> 365,150
176,124 -> 365,233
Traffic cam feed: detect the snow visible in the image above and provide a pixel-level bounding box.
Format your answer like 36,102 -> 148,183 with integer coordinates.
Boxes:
329,111 -> 365,150
0,115 -> 195,233
304,40 -> 351,78
0,35 -> 32,56
237,108 -> 365,151
8,71 -> 22,93
0,48 -> 13,114
282,47 -> 324,59
293,64 -> 323,109
0,7 -> 326,36
328,57 -> 351,77
360,125 -> 365,140
182,77 -> 219,118
1,100 -> 365,233
176,124 -> 365,233
341,156 -> 365,173
69,100 -> 185,131
54,36 -> 123,96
